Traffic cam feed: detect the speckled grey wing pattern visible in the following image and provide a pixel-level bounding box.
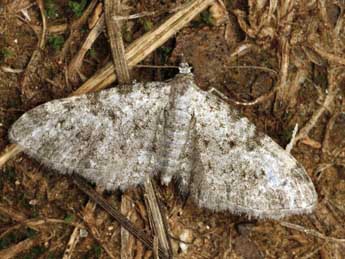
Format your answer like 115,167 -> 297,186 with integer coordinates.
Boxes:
9,81 -> 171,190
9,72 -> 317,219
187,85 -> 317,219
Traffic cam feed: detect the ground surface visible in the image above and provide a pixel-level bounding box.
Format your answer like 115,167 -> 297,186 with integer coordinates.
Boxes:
1,0 -> 345,258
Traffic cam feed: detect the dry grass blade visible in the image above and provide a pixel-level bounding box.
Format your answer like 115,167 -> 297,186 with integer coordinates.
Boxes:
72,0 -> 215,95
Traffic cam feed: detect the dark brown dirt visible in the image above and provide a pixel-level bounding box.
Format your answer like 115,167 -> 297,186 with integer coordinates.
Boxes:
1,0 -> 345,258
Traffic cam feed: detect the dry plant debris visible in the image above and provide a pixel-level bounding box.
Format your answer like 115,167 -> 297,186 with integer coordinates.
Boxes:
0,0 -> 345,258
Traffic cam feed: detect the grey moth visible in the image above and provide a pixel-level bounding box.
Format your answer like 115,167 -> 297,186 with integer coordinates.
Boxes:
9,68 -> 317,219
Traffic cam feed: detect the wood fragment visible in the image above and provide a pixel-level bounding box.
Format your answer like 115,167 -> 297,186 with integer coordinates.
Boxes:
73,176 -> 169,259
105,0 -> 130,83
280,221 -> 345,244
294,67 -> 342,145
0,218 -> 84,240
20,0 -> 47,103
300,136 -> 322,149
82,195 -> 117,259
89,2 -> 104,28
121,192 -> 136,259
68,14 -> 105,85
0,144 -> 23,168
60,0 -> 98,61
273,37 -> 290,114
0,203 -> 28,222
72,0 -> 215,95
0,236 -> 43,259
62,226 -> 80,259
144,176 -> 172,258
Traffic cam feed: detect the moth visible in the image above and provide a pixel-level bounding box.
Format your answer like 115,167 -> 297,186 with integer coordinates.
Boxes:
9,66 -> 317,219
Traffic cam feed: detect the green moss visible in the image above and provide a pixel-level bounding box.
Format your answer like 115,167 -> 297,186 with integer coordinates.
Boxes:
48,35 -> 64,51
68,0 -> 88,17
63,214 -> 75,223
45,0 -> 59,18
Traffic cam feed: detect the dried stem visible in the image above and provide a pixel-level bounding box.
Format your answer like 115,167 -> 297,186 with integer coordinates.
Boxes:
0,218 -> 84,240
0,144 -> 23,169
73,176 -> 169,258
72,0 -> 215,95
20,0 -> 47,102
280,221 -> 345,243
105,0 -> 130,84
82,198 -> 118,259
62,226 -> 80,259
68,14 -> 105,85
0,236 -> 43,259
60,0 -> 98,61
144,176 -> 172,258
294,67 -> 342,144
121,193 -> 136,259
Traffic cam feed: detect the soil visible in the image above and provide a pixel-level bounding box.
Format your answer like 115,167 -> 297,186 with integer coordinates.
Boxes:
1,0 -> 345,258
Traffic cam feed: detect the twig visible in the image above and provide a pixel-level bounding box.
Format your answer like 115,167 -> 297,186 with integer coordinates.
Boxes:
0,144 -> 23,169
144,176 -> 173,258
72,176 -> 169,259
285,123 -> 298,153
62,226 -> 80,259
121,192 -> 136,259
105,0 -> 130,84
0,203 -> 28,222
0,66 -> 24,73
68,14 -> 105,85
312,44 -> 345,66
294,67 -> 342,144
29,23 -> 68,35
60,0 -> 98,61
0,218 -> 84,239
112,5 -> 184,21
210,87 -> 276,107
20,0 -> 47,102
106,0 -> 173,252
273,37 -> 290,114
105,1 -> 138,256
0,236 -> 43,259
227,65 -> 278,75
81,197 -> 117,259
72,0 -> 215,95
280,221 -> 345,244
